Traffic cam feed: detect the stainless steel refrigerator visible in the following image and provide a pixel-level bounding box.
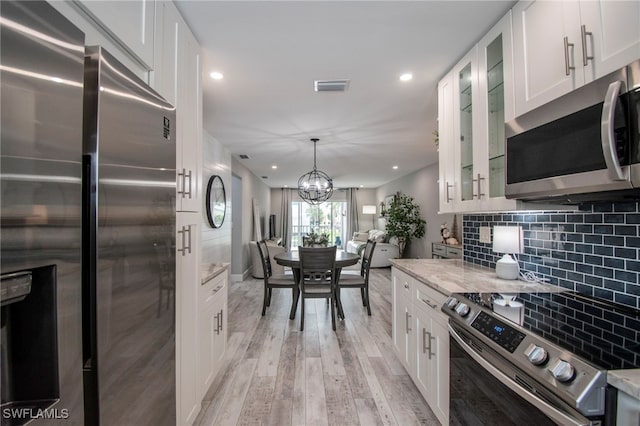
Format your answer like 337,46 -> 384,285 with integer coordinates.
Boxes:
82,45 -> 176,425
1,2 -> 85,424
1,2 -> 177,425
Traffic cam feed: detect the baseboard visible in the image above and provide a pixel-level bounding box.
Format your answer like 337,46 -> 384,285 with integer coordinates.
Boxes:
231,268 -> 252,283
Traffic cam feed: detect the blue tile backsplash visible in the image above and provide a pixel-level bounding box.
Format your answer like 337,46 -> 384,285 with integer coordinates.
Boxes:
463,202 -> 640,309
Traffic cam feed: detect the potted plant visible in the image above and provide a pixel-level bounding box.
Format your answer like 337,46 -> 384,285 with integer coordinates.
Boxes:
384,193 -> 426,257
302,231 -> 330,247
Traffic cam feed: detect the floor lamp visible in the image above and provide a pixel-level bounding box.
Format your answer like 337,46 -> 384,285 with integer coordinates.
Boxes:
362,205 -> 376,230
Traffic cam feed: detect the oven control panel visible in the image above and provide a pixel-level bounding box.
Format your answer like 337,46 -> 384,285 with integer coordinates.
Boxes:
471,311 -> 526,353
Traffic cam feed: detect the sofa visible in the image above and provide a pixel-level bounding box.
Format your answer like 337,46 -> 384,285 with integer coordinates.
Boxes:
345,229 -> 400,268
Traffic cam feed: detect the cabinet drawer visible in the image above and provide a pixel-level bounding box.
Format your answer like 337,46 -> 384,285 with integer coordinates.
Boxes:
393,268 -> 414,298
415,284 -> 447,314
446,247 -> 461,258
201,273 -> 226,305
432,243 -> 446,256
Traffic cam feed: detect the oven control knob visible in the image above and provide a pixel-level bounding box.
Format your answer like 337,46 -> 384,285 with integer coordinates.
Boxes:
454,302 -> 470,317
524,344 -> 548,366
549,360 -> 575,383
446,297 -> 458,309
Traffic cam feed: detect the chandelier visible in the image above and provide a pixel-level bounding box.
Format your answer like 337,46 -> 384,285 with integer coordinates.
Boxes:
297,138 -> 333,205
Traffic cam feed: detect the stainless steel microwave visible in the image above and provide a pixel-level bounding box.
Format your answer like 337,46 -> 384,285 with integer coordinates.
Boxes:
505,60 -> 640,203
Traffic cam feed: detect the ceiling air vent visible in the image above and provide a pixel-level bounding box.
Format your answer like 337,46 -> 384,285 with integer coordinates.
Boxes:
314,79 -> 350,92
239,154 -> 250,159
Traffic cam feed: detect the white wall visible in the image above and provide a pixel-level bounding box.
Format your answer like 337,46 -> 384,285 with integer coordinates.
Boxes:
231,158 -> 272,276
376,164 -> 454,258
201,132 -> 232,266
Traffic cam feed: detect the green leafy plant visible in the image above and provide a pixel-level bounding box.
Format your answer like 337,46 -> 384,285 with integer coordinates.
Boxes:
302,231 -> 330,247
384,193 -> 426,257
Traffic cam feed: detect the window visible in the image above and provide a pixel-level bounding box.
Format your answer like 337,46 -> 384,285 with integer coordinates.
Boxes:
290,201 -> 347,249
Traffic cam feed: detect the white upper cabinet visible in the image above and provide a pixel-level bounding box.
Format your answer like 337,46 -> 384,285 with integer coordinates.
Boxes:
152,1 -> 203,213
152,1 -> 179,106
438,72 -> 456,213
513,0 -> 640,116
580,1 -> 640,84
475,11 -> 520,212
452,47 -> 481,212
439,10 -> 530,213
74,0 -> 155,69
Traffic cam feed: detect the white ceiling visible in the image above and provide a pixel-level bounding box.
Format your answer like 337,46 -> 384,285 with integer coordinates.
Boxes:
175,1 -> 515,189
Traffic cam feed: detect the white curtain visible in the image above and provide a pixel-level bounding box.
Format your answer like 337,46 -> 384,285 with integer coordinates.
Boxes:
346,188 -> 359,241
280,188 -> 292,249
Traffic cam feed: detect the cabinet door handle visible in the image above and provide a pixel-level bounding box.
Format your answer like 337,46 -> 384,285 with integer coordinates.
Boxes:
420,298 -> 438,310
178,169 -> 192,199
403,283 -> 410,290
581,25 -> 593,66
218,309 -> 224,333
472,173 -> 485,199
177,225 -> 192,256
427,331 -> 436,360
446,182 -> 454,203
422,328 -> 428,354
214,312 -> 220,335
564,36 -> 575,76
405,312 -> 412,333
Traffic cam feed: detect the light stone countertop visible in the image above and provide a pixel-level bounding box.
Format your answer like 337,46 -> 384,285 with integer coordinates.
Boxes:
390,258 -> 640,399
608,370 -> 640,400
201,262 -> 229,285
390,258 -> 560,296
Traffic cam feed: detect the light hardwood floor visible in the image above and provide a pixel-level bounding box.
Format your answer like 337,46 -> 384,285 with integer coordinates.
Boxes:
194,267 -> 439,426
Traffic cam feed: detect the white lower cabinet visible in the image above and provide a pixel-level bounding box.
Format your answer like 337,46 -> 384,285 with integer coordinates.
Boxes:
197,271 -> 228,399
414,297 -> 449,425
392,269 -> 415,370
392,267 -> 450,426
176,213 -> 200,425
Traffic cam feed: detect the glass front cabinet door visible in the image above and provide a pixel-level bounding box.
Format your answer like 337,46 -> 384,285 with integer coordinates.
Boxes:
477,11 -> 519,211
452,47 -> 480,211
441,10 -> 530,212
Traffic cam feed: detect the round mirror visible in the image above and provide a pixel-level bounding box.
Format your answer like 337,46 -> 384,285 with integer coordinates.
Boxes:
206,175 -> 226,228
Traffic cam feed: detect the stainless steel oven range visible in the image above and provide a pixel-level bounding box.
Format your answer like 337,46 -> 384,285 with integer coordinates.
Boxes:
442,291 -> 640,425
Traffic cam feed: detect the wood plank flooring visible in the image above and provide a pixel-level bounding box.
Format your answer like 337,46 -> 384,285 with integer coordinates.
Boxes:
194,268 -> 439,426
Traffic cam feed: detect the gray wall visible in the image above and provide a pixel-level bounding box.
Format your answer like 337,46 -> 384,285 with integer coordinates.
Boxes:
231,158 -> 272,277
376,163 -> 454,259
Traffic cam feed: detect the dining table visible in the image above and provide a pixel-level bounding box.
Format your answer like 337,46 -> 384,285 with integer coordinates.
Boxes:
274,249 -> 360,319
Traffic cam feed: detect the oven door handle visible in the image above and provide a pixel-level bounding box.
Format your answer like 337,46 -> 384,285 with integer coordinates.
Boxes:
448,325 -> 591,426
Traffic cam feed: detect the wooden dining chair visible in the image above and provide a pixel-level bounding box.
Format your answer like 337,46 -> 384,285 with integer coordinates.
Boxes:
336,240 -> 376,317
256,240 -> 299,320
298,246 -> 337,331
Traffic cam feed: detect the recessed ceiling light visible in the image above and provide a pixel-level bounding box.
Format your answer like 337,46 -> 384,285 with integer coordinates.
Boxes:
210,71 -> 224,80
400,73 -> 413,82
393,165 -> 399,170
271,165 -> 277,169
